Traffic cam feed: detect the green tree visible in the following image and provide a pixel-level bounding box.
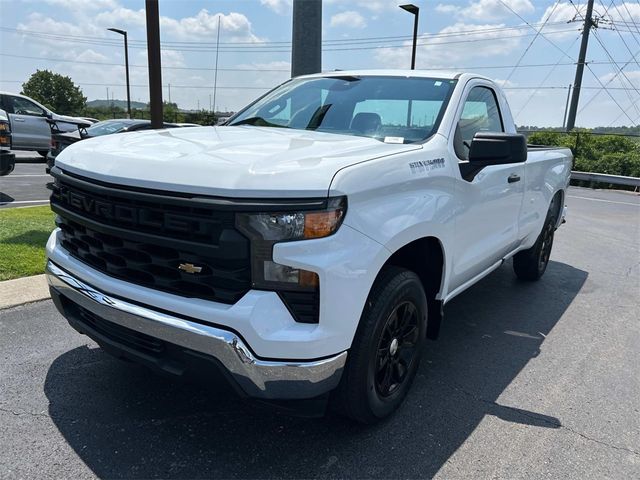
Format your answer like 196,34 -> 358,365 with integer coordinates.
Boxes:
21,70 -> 86,115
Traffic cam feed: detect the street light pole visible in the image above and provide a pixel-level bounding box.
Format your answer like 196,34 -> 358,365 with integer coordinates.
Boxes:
399,4 -> 419,70
145,0 -> 163,129
107,28 -> 131,119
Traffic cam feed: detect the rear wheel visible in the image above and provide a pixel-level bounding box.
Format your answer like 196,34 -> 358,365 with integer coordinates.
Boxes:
334,266 -> 427,424
513,196 -> 559,281
38,150 -> 48,158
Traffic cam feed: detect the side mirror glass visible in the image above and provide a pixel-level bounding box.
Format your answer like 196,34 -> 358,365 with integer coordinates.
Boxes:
468,132 -> 527,166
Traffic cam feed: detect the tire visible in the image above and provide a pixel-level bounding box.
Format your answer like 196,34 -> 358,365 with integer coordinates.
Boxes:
513,196 -> 559,281
334,266 -> 427,424
38,150 -> 48,158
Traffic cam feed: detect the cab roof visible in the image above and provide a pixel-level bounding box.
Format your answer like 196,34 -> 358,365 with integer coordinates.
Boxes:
297,69 -> 493,83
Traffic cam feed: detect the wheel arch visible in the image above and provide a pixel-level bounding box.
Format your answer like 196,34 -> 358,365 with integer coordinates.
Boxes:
550,188 -> 564,228
374,236 -> 446,340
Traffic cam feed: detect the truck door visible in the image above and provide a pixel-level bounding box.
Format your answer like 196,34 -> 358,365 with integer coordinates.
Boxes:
6,95 -> 51,151
448,84 -> 525,292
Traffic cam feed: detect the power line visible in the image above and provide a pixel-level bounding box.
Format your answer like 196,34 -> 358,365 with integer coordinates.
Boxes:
497,0 -> 578,63
589,30 -> 640,118
577,49 -> 640,114
0,80 -> 271,90
0,22 -> 573,47
566,0 -> 635,126
1,78 -> 634,91
0,52 -> 626,74
515,34 -> 582,119
503,0 -> 561,84
607,95 -> 640,126
1,25 -> 581,53
0,53 -> 290,72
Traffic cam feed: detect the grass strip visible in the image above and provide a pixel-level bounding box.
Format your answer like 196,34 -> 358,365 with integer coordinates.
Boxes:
0,206 -> 56,281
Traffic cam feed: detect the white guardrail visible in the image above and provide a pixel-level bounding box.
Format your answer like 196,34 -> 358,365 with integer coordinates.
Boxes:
571,171 -> 640,188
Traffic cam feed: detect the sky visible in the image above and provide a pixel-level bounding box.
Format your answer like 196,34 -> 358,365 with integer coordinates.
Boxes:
0,0 -> 639,127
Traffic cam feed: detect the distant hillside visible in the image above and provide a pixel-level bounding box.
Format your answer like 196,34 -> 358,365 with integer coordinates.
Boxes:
87,99 -> 148,110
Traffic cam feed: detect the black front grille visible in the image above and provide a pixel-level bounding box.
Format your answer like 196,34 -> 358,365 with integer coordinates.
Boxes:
50,170 -> 252,304
77,305 -> 165,355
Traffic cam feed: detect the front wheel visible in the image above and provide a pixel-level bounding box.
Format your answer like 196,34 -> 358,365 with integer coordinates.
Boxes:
513,197 -> 559,281
334,266 -> 427,424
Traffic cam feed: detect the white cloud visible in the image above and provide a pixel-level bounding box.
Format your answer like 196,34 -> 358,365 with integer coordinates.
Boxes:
330,11 -> 367,29
17,12 -> 102,38
94,7 -> 147,28
74,49 -> 110,63
160,10 -> 263,43
21,0 -> 118,10
493,78 -> 518,88
435,0 -> 535,21
375,22 -> 525,68
541,1 -> 640,25
260,0 -> 293,15
326,0 -> 399,13
600,70 -> 640,89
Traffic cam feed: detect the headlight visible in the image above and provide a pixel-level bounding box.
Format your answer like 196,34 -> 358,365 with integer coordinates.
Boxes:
236,197 -> 346,290
239,197 -> 345,242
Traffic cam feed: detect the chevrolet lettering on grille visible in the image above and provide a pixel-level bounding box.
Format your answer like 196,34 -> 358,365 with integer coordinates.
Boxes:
57,185 -> 217,236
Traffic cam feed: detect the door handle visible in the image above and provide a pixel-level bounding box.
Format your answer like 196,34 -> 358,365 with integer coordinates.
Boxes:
507,174 -> 521,183
13,117 -> 26,122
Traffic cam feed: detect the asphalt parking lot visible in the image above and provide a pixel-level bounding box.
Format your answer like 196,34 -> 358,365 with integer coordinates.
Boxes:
0,152 -> 50,208
0,188 -> 639,479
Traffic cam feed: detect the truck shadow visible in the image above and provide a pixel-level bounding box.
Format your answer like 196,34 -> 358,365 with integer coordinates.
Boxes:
44,260 -> 587,479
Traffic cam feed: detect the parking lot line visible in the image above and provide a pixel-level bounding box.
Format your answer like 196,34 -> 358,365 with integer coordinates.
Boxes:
567,195 -> 639,207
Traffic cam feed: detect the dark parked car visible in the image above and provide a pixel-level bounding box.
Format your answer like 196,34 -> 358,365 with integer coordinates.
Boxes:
47,119 -> 180,170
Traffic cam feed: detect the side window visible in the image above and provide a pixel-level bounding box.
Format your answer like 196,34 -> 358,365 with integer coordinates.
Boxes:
11,97 -> 46,117
454,86 -> 504,160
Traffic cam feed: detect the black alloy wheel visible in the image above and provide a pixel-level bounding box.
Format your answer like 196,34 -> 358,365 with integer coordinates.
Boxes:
374,301 -> 420,397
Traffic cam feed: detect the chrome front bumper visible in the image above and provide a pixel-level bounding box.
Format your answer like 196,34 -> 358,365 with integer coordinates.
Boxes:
46,261 -> 347,400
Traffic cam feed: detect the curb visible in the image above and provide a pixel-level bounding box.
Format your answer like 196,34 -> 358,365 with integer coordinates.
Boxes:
0,274 -> 50,310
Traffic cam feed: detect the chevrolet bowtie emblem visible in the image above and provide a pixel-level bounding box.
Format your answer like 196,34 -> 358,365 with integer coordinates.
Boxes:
178,263 -> 203,274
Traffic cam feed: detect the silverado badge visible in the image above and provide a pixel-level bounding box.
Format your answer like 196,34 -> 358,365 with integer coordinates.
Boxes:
178,263 -> 203,274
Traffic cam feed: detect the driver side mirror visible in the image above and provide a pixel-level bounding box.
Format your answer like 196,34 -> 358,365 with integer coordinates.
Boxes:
468,132 -> 527,166
45,111 -> 53,119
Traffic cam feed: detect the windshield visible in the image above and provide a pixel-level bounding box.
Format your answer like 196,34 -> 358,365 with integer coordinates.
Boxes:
229,75 -> 457,143
85,120 -> 133,136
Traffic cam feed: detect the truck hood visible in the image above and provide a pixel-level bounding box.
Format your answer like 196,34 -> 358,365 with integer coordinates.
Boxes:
55,126 -> 421,197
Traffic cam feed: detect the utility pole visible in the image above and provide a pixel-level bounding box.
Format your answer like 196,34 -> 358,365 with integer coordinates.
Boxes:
562,84 -> 572,130
291,0 -> 322,77
107,28 -> 131,118
213,15 -> 221,115
566,0 -> 594,131
145,0 -> 163,128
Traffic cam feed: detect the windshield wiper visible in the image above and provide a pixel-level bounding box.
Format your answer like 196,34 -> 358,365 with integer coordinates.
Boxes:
230,116 -> 287,128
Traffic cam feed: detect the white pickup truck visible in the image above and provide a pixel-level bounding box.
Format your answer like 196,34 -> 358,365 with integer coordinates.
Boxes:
46,70 -> 571,423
